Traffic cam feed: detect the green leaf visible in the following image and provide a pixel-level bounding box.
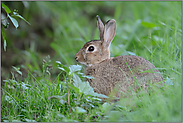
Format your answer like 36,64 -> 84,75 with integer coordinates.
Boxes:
48,94 -> 67,105
8,14 -> 19,28
17,70 -> 22,76
82,75 -> 95,79
12,66 -> 22,76
73,73 -> 83,88
69,64 -> 82,74
12,66 -> 20,71
2,3 -> 11,14
59,99 -> 67,105
48,94 -> 67,100
3,39 -> 7,51
92,92 -> 109,98
56,61 -> 62,64
24,118 -> 36,122
102,102 -> 111,111
21,82 -> 29,90
153,35 -> 163,42
72,73 -> 108,98
11,120 -> 22,122
141,21 -> 157,28
5,95 -> 15,104
3,120 -> 9,122
127,51 -> 136,56
75,107 -> 87,113
68,83 -> 79,93
165,77 -> 173,85
1,28 -> 7,51
58,67 -> 65,71
48,95 -> 63,100
78,80 -> 94,94
1,13 -> 9,28
13,12 -> 31,25
22,1 -> 29,8
56,61 -> 69,73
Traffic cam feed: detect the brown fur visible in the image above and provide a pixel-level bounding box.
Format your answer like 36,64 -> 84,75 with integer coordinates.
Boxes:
75,15 -> 163,98
85,55 -> 163,97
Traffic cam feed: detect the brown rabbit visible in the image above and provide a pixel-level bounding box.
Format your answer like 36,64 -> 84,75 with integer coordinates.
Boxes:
75,15 -> 163,98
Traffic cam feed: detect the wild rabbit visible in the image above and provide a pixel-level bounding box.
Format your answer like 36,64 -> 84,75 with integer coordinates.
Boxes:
75,15 -> 163,98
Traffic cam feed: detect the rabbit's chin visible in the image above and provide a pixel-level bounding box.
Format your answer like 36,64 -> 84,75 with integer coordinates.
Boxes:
77,61 -> 93,67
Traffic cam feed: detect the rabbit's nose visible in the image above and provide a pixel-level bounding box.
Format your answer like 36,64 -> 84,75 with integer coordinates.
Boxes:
75,56 -> 79,61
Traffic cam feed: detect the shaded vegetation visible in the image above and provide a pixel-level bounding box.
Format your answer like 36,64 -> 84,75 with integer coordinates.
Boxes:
1,1 -> 182,122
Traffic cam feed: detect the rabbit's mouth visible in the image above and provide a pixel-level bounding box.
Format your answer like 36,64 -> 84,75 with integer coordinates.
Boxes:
76,60 -> 93,67
75,57 -> 92,67
75,52 -> 93,66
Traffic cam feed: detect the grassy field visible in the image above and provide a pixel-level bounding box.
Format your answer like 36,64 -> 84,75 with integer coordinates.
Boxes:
1,1 -> 182,122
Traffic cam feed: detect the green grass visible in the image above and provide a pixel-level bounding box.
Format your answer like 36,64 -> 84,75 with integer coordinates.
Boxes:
1,1 -> 182,122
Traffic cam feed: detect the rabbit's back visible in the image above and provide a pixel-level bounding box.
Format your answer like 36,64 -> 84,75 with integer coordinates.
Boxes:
85,55 -> 163,96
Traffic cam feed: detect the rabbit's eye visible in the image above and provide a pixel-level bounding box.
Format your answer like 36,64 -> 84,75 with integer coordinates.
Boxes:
88,46 -> 94,52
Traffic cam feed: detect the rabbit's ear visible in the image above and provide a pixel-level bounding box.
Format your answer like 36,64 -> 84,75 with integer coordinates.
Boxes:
97,15 -> 104,40
103,19 -> 116,48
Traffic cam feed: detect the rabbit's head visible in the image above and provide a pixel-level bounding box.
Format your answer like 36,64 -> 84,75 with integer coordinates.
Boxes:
75,15 -> 116,66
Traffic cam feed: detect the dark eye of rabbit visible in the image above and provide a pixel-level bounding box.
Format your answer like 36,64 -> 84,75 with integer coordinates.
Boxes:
88,46 -> 94,52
